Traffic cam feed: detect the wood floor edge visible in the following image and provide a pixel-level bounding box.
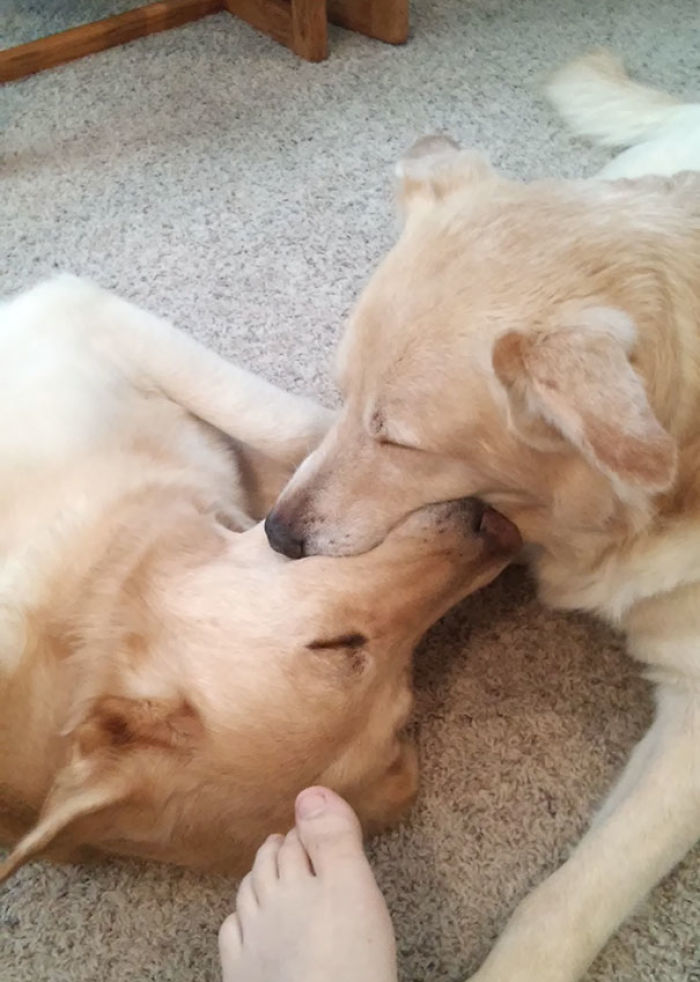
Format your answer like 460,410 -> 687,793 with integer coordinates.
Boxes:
0,0 -> 224,83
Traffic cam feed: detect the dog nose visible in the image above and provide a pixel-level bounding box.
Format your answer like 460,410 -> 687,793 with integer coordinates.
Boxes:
264,511 -> 305,558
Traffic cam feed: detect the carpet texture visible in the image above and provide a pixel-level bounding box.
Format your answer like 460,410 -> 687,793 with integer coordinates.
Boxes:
2,3 -> 699,980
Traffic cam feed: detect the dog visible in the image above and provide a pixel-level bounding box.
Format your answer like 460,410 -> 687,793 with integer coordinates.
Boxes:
0,275 -> 520,884
265,53 -> 700,981
546,49 -> 700,181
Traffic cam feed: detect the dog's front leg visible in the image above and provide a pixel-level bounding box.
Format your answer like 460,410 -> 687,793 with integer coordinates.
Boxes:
28,276 -> 334,469
467,684 -> 700,982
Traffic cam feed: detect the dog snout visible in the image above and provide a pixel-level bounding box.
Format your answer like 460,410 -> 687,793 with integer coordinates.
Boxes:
476,504 -> 522,555
428,498 -> 521,555
264,509 -> 305,559
418,496 -> 485,533
438,496 -> 486,531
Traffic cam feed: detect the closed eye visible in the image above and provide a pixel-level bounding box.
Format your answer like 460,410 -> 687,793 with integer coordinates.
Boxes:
376,435 -> 422,452
367,409 -> 422,451
307,633 -> 368,651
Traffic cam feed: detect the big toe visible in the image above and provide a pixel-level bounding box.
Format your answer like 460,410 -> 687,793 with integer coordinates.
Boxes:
294,787 -> 368,878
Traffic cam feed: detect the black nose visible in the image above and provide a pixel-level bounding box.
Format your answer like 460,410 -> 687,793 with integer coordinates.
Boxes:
265,511 -> 305,558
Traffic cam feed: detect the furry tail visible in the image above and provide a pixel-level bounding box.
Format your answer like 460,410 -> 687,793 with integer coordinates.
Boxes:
546,50 -> 683,148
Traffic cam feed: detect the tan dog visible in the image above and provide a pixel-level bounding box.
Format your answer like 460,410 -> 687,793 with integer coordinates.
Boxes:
266,54 -> 700,981
0,276 -> 520,884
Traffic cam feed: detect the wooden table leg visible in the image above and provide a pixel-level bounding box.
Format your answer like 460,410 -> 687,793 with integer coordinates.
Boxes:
223,0 -> 406,61
0,0 -> 406,82
222,0 -> 326,60
291,0 -> 327,60
327,0 -> 408,44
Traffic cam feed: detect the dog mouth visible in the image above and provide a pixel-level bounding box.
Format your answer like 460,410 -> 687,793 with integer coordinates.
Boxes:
386,497 -> 521,556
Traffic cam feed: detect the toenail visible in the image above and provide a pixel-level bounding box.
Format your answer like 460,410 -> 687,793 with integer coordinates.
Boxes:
296,787 -> 328,819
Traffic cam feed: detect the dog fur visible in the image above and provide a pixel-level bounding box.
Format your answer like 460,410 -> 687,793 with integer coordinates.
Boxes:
0,275 -> 519,884
266,52 -> 700,981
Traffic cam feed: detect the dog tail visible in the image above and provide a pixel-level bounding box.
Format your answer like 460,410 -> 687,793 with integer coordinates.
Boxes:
546,50 -> 684,148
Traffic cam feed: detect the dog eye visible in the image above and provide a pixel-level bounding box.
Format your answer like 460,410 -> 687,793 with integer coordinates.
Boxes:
377,436 -> 421,453
307,633 -> 367,651
367,410 -> 421,451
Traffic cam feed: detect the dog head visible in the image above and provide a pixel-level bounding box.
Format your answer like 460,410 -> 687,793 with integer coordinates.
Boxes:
0,499 -> 519,881
266,137 -> 678,559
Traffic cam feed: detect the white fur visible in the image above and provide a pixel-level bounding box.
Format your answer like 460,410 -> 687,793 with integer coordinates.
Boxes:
0,275 -> 331,673
462,54 -> 700,982
546,50 -> 700,179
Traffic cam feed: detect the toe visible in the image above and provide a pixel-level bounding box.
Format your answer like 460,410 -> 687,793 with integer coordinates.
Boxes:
251,833 -> 284,902
277,828 -> 312,880
235,871 -> 258,928
218,913 -> 242,981
294,786 -> 368,878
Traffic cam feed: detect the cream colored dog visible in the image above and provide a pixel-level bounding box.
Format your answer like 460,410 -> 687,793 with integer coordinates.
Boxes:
266,53 -> 700,981
0,275 -> 520,883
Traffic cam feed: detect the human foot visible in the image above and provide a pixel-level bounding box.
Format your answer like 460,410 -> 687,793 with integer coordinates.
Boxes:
219,787 -> 398,982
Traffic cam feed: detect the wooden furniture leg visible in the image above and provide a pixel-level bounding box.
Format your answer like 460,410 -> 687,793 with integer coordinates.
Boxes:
222,0 -> 327,61
328,0 -> 408,44
0,0 -> 407,82
0,0 -> 223,84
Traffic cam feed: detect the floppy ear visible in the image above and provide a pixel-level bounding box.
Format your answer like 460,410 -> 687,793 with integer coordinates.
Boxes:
492,306 -> 677,492
0,695 -> 202,883
395,135 -> 495,214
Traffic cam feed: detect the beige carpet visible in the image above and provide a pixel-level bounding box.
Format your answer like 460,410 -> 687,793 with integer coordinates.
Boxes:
2,2 -> 699,980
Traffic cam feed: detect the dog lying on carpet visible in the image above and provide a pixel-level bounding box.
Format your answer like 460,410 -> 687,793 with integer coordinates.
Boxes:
0,275 -> 520,883
264,52 -> 700,981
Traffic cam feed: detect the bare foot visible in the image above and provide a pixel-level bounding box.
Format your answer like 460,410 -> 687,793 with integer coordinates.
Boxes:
219,787 -> 398,982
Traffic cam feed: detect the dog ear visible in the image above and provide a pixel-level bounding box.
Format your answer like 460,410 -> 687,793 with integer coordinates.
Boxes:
0,695 -> 203,883
395,136 -> 495,214
492,306 -> 677,492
